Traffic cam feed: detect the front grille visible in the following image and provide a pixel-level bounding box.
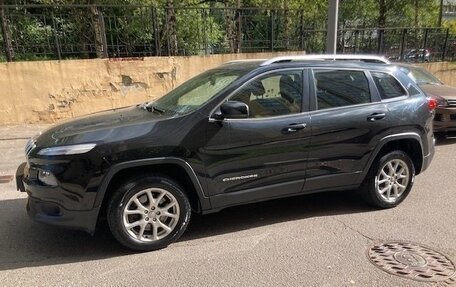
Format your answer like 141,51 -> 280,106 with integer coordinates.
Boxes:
25,138 -> 36,156
451,114 -> 456,121
448,99 -> 456,107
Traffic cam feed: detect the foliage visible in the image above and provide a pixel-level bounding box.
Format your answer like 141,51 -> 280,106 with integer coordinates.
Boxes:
0,0 -> 447,61
443,19 -> 456,37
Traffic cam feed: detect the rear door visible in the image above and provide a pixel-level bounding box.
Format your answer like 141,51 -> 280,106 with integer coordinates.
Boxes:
304,68 -> 388,192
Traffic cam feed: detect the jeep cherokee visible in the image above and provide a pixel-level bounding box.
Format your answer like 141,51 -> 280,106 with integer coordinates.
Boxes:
16,57 -> 435,251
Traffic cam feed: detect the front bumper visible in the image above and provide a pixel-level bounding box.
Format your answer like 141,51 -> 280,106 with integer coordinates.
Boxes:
27,196 -> 99,234
434,107 -> 456,133
16,162 -> 26,192
16,162 -> 99,234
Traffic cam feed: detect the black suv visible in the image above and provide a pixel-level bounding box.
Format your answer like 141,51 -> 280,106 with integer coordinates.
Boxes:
16,57 -> 435,251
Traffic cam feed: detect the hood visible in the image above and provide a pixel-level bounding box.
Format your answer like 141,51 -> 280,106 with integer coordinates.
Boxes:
419,84 -> 456,100
35,105 -> 174,147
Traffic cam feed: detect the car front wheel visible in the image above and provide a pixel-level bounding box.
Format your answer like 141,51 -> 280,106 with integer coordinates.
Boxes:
361,151 -> 415,208
107,174 -> 191,251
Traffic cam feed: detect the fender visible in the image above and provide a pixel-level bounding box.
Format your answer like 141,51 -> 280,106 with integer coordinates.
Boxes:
93,157 -> 212,211
356,132 -> 424,184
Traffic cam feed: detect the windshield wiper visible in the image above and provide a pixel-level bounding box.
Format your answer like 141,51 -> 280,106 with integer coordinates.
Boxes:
418,81 -> 439,85
150,106 -> 165,113
142,102 -> 165,114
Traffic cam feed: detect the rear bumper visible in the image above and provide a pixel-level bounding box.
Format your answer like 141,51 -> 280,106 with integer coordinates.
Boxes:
421,150 -> 434,173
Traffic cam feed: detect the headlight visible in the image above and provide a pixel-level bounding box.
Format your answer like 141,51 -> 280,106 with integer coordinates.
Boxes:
37,143 -> 96,156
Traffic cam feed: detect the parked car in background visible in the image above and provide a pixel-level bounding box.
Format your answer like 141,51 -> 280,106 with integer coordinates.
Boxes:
16,56 -> 435,251
398,64 -> 456,139
405,49 -> 431,62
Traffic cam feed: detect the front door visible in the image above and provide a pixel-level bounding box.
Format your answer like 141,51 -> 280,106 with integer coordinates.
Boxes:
201,69 -> 311,209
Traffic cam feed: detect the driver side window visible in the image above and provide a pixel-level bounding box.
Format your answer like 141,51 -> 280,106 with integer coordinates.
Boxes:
229,70 -> 303,118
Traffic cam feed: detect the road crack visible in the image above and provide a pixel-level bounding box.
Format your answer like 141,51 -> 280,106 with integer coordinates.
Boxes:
332,218 -> 375,241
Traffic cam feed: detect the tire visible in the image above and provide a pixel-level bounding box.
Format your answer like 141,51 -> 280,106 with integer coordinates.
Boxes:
360,150 -> 415,208
107,174 -> 191,251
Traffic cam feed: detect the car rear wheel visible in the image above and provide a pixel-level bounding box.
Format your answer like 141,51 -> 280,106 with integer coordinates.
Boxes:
361,151 -> 415,208
107,174 -> 191,251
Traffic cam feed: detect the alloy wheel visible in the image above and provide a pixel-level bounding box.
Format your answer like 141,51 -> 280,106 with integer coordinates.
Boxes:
375,159 -> 410,203
122,188 -> 180,242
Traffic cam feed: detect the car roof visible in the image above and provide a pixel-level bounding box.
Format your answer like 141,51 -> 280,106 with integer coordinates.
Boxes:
260,54 -> 390,65
219,57 -> 394,73
223,54 -> 389,66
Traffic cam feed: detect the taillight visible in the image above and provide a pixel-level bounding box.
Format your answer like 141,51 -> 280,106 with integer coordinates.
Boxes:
427,97 -> 438,111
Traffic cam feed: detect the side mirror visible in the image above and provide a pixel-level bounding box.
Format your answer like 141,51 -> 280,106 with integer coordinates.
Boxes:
214,101 -> 249,120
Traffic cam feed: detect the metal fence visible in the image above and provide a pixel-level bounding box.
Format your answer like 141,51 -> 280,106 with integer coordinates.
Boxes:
0,4 -> 454,62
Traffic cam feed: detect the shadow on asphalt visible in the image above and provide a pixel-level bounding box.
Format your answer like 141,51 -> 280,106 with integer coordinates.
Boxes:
0,191 -> 373,271
435,136 -> 456,146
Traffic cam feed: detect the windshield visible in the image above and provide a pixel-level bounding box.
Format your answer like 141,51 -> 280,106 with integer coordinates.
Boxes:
152,68 -> 246,114
405,66 -> 442,85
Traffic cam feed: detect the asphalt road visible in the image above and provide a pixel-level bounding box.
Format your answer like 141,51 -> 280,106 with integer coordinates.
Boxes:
0,126 -> 455,287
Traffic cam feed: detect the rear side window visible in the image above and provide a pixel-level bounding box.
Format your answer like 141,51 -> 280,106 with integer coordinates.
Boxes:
371,72 -> 407,99
406,84 -> 421,96
313,70 -> 371,110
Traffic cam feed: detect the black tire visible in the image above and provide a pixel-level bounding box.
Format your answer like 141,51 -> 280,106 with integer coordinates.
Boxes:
360,150 -> 415,208
107,174 -> 191,251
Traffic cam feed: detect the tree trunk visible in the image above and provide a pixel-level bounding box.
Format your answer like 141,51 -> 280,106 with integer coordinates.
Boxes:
234,0 -> 241,53
166,0 -> 178,56
0,0 -> 14,61
284,0 -> 289,50
224,0 -> 235,53
377,0 -> 386,54
378,0 -> 386,28
90,5 -> 107,58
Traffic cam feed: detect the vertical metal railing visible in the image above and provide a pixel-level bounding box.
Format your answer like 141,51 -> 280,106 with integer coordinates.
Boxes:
0,4 -> 453,62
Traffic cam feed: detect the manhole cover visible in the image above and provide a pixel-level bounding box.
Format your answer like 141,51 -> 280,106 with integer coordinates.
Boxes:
367,241 -> 456,283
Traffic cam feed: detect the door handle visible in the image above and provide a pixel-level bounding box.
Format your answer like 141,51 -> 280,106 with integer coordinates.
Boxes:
284,123 -> 307,133
367,112 -> 386,122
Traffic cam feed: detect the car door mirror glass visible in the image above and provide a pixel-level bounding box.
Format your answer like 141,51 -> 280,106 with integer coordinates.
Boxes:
216,101 -> 249,119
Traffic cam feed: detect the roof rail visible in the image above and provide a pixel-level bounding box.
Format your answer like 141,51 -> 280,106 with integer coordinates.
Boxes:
260,54 -> 390,66
222,59 -> 267,65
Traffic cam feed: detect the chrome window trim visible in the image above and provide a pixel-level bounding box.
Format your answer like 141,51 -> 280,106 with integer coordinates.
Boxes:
208,67 -> 306,121
310,67 -> 374,111
369,70 -> 410,102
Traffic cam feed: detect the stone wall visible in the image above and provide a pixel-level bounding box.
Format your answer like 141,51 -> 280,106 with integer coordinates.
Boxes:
0,52 -> 302,124
419,62 -> 456,85
0,54 -> 454,124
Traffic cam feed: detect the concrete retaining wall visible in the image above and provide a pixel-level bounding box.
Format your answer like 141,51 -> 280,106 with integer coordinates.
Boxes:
0,54 -> 454,124
420,62 -> 456,86
0,52 -> 303,124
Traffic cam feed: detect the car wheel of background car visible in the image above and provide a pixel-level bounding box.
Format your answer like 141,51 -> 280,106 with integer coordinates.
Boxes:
434,132 -> 447,141
360,150 -> 415,208
107,174 -> 191,251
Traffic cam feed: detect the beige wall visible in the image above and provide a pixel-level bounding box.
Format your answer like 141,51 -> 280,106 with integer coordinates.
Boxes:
0,54 -> 455,124
419,62 -> 456,85
0,52 -> 303,124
